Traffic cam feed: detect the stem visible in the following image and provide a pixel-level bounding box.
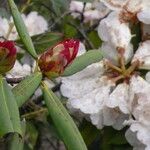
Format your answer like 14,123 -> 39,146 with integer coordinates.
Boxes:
21,108 -> 47,119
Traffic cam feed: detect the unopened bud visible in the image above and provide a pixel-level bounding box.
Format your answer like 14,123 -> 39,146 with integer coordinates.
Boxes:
38,39 -> 79,78
0,41 -> 17,74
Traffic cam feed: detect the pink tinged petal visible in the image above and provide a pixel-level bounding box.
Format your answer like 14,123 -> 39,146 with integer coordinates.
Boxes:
100,42 -> 133,65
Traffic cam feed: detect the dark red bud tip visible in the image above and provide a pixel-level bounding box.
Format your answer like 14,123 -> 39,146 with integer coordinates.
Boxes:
38,39 -> 80,78
0,41 -> 17,74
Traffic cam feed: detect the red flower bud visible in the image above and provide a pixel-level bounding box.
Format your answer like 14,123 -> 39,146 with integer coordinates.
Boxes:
0,41 -> 17,74
38,39 -> 79,78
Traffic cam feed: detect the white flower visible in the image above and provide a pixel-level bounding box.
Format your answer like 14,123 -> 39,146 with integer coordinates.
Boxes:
98,11 -> 132,49
24,11 -> 48,36
69,0 -> 110,22
7,60 -> 31,78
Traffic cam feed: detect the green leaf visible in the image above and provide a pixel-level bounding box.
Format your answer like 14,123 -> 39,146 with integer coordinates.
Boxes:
43,84 -> 87,150
50,0 -> 69,16
80,120 -> 100,146
8,0 -> 38,58
16,32 -> 64,54
12,72 -> 42,107
63,50 -> 103,76
0,76 -> 22,137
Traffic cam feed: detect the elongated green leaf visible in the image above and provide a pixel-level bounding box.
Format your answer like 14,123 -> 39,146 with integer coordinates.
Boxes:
16,32 -> 64,54
12,72 -> 42,107
50,0 -> 69,16
8,0 -> 38,58
63,50 -> 103,76
43,84 -> 87,150
0,76 -> 22,137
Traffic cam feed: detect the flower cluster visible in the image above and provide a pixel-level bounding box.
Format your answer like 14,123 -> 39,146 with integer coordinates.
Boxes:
61,0 -> 150,149
69,0 -> 110,23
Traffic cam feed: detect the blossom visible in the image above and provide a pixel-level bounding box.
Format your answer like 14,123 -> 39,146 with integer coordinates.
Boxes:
23,11 -> 48,36
0,41 -> 16,74
69,0 -> 110,22
38,39 -> 79,78
6,60 -> 31,78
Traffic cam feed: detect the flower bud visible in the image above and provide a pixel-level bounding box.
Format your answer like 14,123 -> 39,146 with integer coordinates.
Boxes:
0,41 -> 17,74
38,39 -> 79,78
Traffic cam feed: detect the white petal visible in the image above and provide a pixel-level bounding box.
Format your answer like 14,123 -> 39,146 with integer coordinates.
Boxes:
68,81 -> 114,114
129,123 -> 150,150
77,42 -> 86,56
90,110 -> 104,129
7,60 -> 31,78
137,9 -> 150,24
130,75 -> 150,95
98,11 -> 131,48
103,107 -> 128,130
107,83 -> 130,114
25,11 -> 48,36
101,0 -> 127,11
132,40 -> 150,69
125,129 -> 146,150
145,71 -> 150,83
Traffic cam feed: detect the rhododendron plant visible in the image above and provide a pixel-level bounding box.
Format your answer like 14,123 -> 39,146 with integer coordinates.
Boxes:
1,0 -> 150,150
